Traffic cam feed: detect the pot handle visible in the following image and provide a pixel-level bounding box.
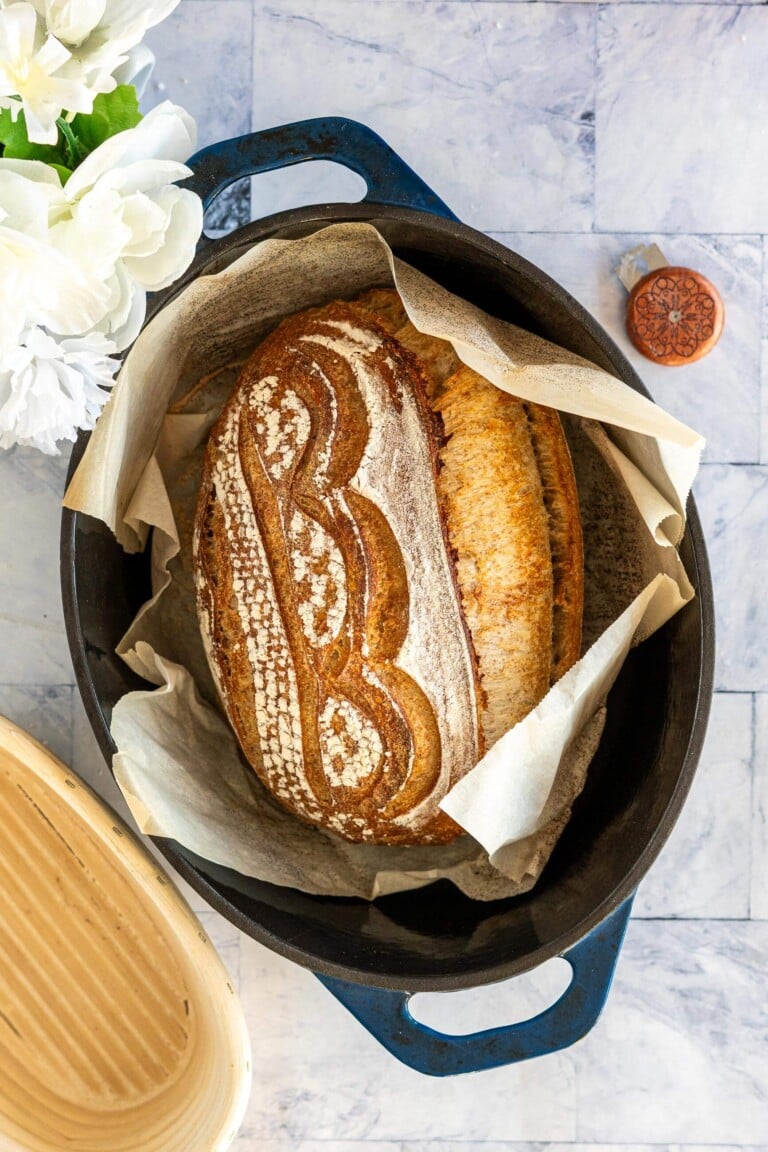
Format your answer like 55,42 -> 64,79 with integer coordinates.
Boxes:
316,896 -> 633,1075
183,116 -> 458,221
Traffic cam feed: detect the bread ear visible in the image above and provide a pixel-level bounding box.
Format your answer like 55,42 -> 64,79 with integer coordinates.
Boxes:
193,301 -> 479,845
354,290 -> 584,744
194,293 -> 583,845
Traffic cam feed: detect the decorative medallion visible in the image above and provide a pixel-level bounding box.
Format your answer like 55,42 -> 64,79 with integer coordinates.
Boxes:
626,266 -> 724,366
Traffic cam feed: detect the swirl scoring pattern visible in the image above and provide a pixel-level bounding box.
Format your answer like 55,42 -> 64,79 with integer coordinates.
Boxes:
194,302 -> 480,844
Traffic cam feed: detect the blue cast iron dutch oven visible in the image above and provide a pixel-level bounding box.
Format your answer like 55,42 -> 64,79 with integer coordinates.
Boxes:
60,117 -> 715,1075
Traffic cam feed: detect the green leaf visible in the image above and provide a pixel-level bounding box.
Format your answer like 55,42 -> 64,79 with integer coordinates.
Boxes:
0,108 -> 68,167
50,163 -> 73,185
56,115 -> 86,169
0,85 -> 142,182
70,86 -> 143,154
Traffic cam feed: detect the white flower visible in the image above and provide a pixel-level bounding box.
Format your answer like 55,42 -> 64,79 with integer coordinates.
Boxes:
0,158 -> 113,350
0,1 -> 196,455
0,103 -> 202,358
65,99 -> 198,192
0,243 -> 28,358
0,225 -> 112,356
0,3 -> 95,144
36,0 -> 179,95
29,0 -> 179,51
89,259 -> 146,351
0,157 -> 67,234
0,325 -> 117,453
111,42 -> 154,98
51,101 -> 202,348
0,161 -> 55,353
65,0 -> 179,54
0,0 -> 179,143
27,0 -> 106,47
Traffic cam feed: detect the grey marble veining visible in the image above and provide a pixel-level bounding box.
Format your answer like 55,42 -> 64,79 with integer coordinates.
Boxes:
695,465 -> 768,692
751,694 -> 768,919
235,934 -> 578,1143
490,231 -> 762,464
409,957 -> 573,1039
597,6 -> 768,233
0,684 -> 73,765
250,1 -> 596,231
144,0 -> 253,149
761,339 -> 768,463
633,692 -> 752,919
760,236 -> 768,465
0,447 -> 72,685
236,1147 -> 768,1152
144,0 -> 254,232
574,921 -> 768,1144
0,1 -> 766,1148
221,920 -> 768,1145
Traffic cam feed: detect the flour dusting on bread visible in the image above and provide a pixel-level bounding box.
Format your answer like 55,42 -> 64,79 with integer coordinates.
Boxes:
193,291 -> 583,845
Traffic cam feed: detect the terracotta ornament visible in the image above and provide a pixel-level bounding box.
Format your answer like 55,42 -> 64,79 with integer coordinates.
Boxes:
625,266 -> 724,367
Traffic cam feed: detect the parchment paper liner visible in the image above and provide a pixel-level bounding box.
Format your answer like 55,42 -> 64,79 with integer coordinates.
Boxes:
64,223 -> 703,901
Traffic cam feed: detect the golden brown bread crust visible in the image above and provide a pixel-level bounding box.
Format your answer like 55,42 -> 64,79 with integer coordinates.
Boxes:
194,301 -> 479,845
194,289 -> 583,846
523,403 -> 584,680
352,288 -> 460,397
354,289 -> 583,697
351,287 -> 408,331
432,367 -> 554,746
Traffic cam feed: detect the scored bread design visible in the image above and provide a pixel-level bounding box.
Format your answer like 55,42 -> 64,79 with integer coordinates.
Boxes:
193,290 -> 583,845
353,289 -> 584,746
194,301 -> 480,845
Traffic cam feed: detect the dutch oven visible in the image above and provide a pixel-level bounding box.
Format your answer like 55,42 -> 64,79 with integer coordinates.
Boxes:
60,117 -> 715,1075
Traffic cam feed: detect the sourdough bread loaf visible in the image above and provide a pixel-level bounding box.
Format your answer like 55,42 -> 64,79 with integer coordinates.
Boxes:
193,290 -> 583,845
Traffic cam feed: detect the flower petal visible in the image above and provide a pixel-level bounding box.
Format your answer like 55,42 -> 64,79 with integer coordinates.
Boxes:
121,185 -> 201,290
111,43 -> 154,97
0,323 -> 116,453
29,0 -> 108,47
35,30 -> 72,72
90,263 -> 146,351
0,157 -> 64,189
63,101 -> 197,198
95,158 -> 193,197
0,162 -> 66,235
4,227 -> 112,335
19,99 -> 60,145
118,190 -> 167,256
0,4 -> 38,63
0,4 -> 100,143
100,0 -> 180,42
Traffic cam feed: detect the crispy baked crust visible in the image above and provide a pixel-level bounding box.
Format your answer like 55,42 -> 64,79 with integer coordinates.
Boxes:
352,288 -> 460,397
353,290 -> 584,742
194,301 -> 479,844
194,290 -> 583,845
432,367 -> 554,745
523,403 -> 584,681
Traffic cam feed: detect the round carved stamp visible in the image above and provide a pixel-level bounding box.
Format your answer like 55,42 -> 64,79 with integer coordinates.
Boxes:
626,266 -> 724,366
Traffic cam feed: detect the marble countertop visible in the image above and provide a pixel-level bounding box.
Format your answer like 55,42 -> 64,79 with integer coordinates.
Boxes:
2,0 -> 767,1147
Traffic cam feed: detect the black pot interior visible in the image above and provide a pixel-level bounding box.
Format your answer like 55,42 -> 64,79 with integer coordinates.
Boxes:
62,207 -> 713,991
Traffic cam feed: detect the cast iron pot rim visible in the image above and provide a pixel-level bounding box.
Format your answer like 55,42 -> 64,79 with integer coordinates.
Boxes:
61,201 -> 715,993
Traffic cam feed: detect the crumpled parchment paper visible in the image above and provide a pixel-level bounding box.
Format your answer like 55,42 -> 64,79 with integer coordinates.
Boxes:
63,222 -> 703,900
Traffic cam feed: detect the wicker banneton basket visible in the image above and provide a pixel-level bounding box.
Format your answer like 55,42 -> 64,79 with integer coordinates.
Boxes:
0,716 -> 251,1152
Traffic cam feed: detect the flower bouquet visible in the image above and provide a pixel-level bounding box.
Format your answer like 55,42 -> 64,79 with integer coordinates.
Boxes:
0,0 -> 203,453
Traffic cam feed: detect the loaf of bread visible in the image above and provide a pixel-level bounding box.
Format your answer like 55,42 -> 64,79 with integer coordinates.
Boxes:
193,289 -> 583,845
